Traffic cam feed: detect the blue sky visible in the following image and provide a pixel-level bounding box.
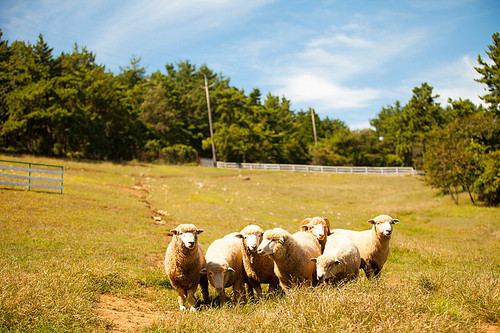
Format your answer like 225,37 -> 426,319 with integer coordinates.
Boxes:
1,0 -> 499,129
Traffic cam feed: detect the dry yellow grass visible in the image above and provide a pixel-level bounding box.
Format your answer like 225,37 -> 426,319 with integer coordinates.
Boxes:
0,155 -> 498,332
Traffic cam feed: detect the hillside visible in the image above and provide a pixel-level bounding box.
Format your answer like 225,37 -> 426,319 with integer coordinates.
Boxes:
0,155 -> 499,332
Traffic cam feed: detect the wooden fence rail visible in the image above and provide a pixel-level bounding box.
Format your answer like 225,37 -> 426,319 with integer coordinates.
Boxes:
216,161 -> 422,176
0,160 -> 64,194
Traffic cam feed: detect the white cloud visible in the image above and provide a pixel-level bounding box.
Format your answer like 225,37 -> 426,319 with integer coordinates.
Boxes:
264,16 -> 429,119
90,0 -> 274,53
277,73 -> 380,110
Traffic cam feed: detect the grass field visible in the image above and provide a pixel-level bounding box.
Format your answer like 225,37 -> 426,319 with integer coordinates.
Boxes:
0,155 -> 499,332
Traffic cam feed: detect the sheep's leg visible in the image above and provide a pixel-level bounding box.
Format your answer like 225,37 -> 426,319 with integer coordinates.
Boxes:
360,260 -> 374,279
247,279 -> 262,298
268,277 -> 279,294
372,266 -> 382,278
279,280 -> 291,295
253,283 -> 262,299
218,289 -> 226,305
246,281 -> 255,298
175,288 -> 188,311
186,288 -> 197,312
199,274 -> 209,303
233,280 -> 245,303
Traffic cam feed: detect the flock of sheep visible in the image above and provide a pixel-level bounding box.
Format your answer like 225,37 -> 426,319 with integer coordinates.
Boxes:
164,215 -> 400,311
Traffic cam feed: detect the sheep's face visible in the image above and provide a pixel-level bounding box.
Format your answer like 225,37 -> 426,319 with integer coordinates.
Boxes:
310,223 -> 327,241
171,226 -> 203,249
201,264 -> 234,292
257,237 -> 283,255
242,231 -> 263,252
312,256 -> 340,283
369,215 -> 399,238
301,217 -> 329,241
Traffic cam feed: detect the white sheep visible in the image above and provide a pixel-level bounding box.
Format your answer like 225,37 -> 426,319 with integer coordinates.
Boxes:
299,217 -> 331,253
164,224 -> 209,311
331,214 -> 399,278
257,228 -> 321,293
311,234 -> 361,284
235,225 -> 279,298
201,232 -> 246,304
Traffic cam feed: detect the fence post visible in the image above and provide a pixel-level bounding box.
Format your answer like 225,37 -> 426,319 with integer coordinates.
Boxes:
60,166 -> 64,194
28,163 -> 31,191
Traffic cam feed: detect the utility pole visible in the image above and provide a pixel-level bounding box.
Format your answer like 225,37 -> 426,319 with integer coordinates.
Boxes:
310,108 -> 318,146
203,75 -> 217,167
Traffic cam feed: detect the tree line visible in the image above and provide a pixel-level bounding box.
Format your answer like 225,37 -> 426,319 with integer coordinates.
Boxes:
0,29 -> 499,205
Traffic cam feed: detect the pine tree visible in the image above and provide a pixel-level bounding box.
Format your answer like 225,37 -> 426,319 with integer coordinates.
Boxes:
475,32 -> 500,115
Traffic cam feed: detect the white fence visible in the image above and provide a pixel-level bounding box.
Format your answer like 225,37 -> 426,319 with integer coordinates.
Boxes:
217,162 -> 422,176
0,160 -> 64,193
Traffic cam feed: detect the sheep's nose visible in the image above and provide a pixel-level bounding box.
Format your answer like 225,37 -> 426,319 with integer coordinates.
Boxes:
186,242 -> 195,248
257,248 -> 264,254
249,245 -> 257,252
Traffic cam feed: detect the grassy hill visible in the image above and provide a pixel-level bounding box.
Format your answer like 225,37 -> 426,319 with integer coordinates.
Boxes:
0,155 -> 499,332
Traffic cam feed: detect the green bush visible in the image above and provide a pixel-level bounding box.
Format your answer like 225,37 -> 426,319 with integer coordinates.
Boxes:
161,144 -> 197,164
475,151 -> 500,206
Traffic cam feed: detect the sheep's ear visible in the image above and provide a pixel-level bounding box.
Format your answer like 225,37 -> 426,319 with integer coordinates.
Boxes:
234,233 -> 244,239
368,219 -> 376,225
196,229 -> 204,234
300,225 -> 309,231
311,258 -> 317,263
170,229 -> 179,235
200,268 -> 207,274
328,231 -> 335,236
391,219 -> 400,225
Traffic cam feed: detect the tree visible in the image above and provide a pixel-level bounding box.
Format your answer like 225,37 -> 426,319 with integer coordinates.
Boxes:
475,32 -> 500,115
369,101 -> 404,166
474,151 -> 500,206
371,84 -> 446,169
425,112 -> 500,205
310,120 -> 352,166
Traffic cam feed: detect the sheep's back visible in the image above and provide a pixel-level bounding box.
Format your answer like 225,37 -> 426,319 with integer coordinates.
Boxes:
325,235 -> 361,275
331,228 -> 372,258
292,231 -> 322,257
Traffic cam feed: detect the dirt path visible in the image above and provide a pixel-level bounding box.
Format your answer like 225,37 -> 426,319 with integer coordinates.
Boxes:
96,294 -> 179,332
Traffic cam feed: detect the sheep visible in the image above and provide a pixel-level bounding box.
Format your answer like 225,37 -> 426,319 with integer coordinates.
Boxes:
164,224 -> 209,312
311,234 -> 361,284
235,225 -> 279,298
299,217 -> 331,253
257,228 -> 321,293
331,214 -> 399,278
201,232 -> 246,304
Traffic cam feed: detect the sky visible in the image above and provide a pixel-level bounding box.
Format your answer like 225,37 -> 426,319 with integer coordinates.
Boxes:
1,0 -> 499,129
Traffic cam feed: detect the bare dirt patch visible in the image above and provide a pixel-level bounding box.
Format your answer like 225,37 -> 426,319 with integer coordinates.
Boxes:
96,294 -> 178,332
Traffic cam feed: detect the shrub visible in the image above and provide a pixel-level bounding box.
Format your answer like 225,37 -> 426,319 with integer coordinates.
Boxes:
475,151 -> 500,206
